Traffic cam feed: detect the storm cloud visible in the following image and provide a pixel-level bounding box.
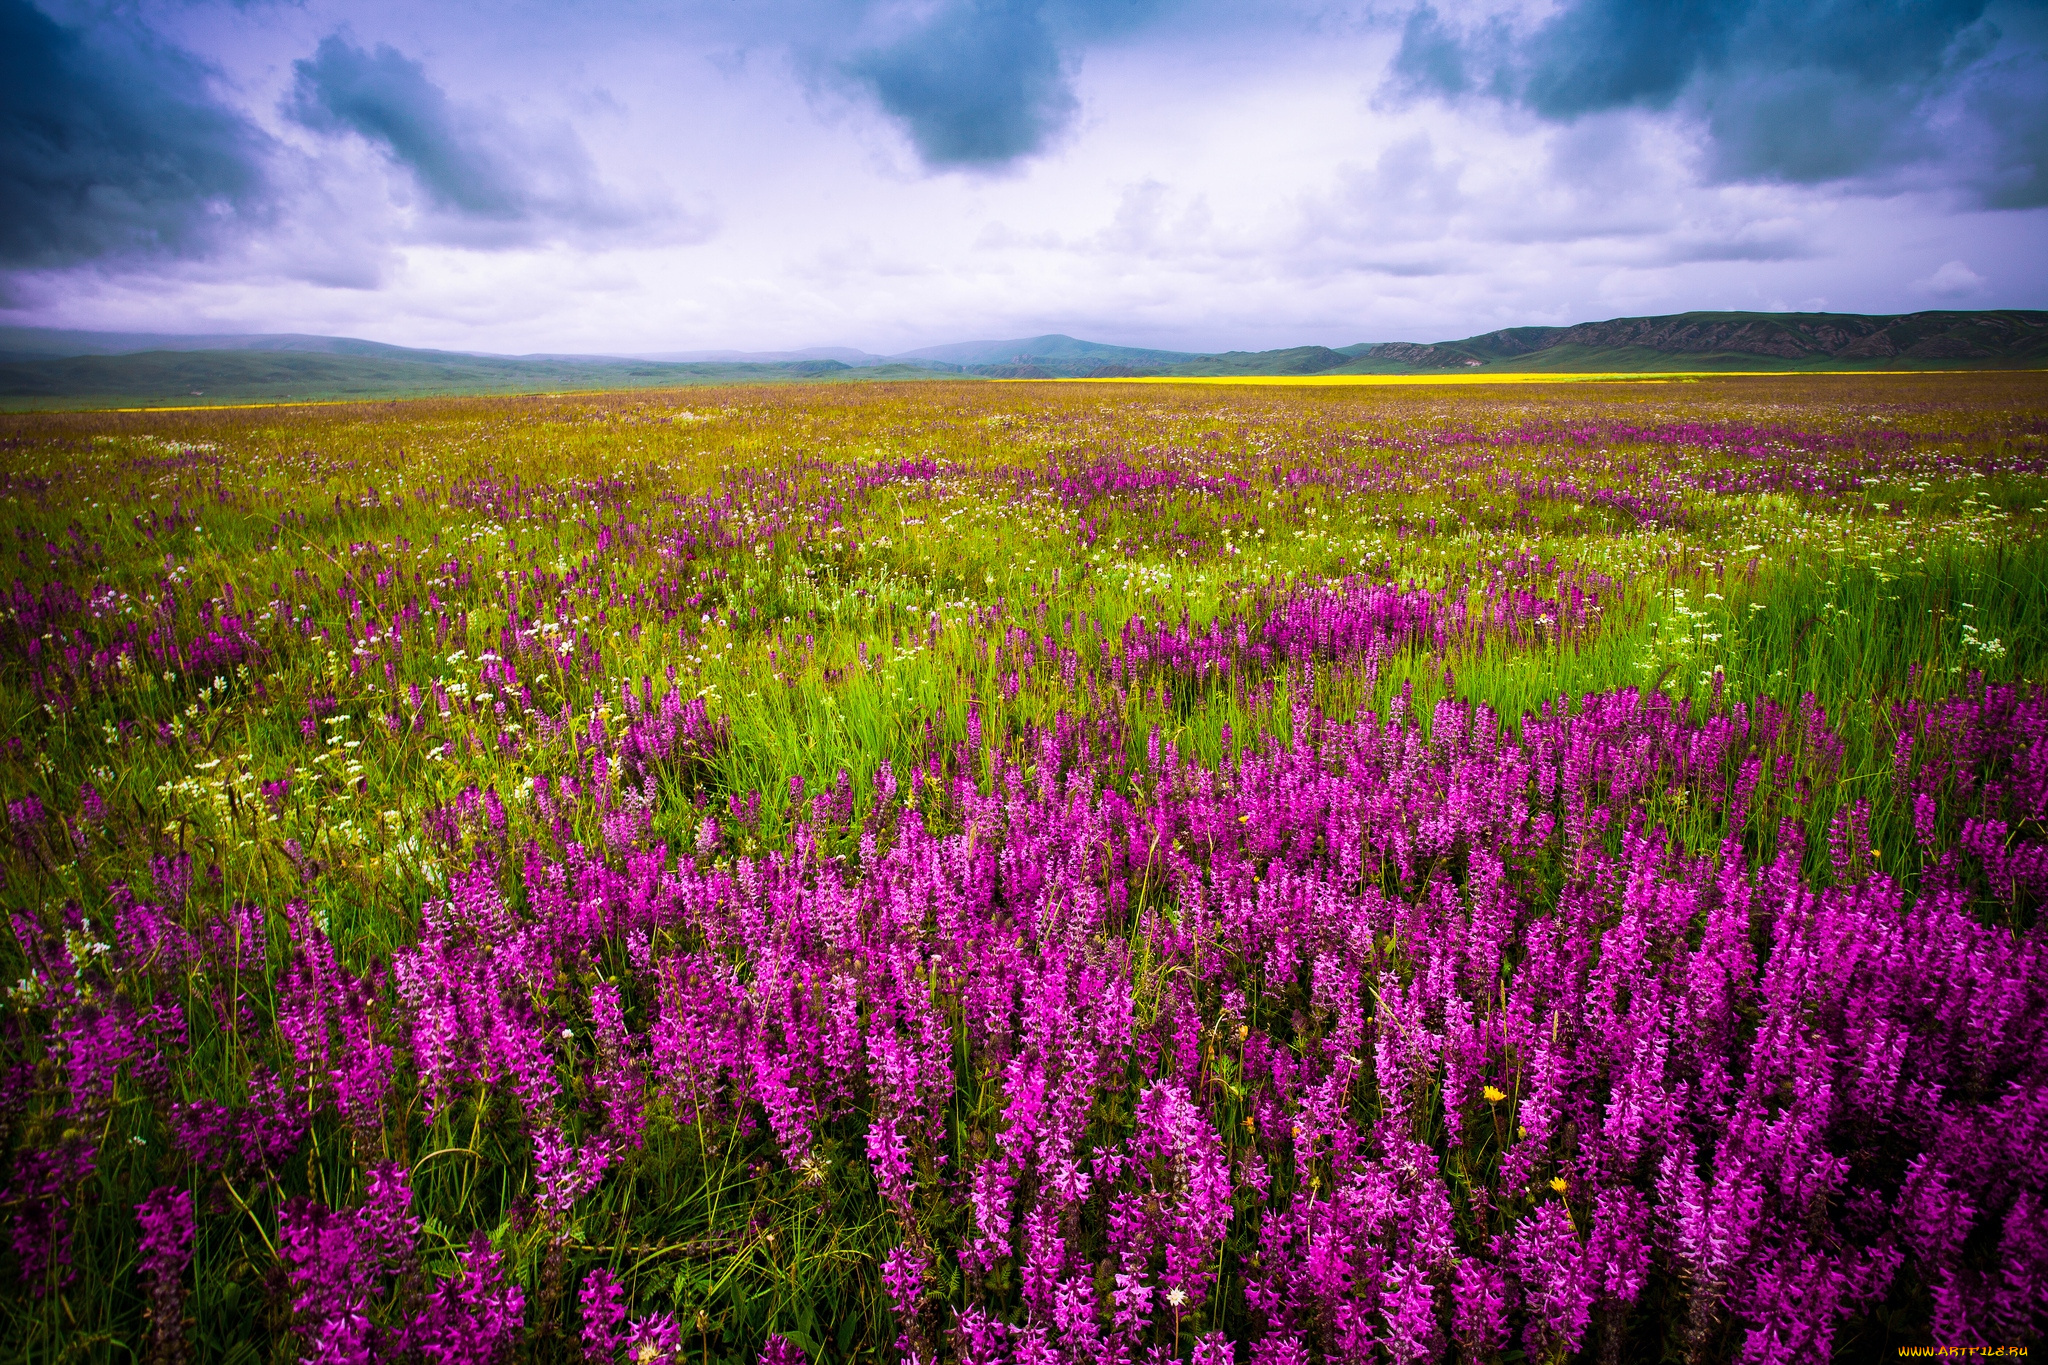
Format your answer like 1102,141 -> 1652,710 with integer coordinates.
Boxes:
286,33 -> 672,239
1387,0 -> 2048,204
0,0 -> 272,268
838,0 -> 1171,169
844,0 -> 1077,165
288,35 -> 529,218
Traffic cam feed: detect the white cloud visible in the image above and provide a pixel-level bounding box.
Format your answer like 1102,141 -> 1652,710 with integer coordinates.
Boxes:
1915,259 -> 1987,299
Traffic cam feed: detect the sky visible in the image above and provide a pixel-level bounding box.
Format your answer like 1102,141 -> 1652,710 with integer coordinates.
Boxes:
3,0 -> 2046,355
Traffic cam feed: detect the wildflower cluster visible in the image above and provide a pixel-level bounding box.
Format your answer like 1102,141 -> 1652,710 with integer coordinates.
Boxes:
0,374 -> 2044,1362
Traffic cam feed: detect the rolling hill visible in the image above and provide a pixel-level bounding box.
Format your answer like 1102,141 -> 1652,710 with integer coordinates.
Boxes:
893,335 -> 1187,369
0,341 -> 937,409
1,309 -> 2041,408
1329,310 -> 2048,373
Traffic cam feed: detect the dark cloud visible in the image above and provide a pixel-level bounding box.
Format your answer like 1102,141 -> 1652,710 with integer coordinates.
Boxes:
0,0 -> 271,268
287,35 -> 528,219
1955,9 -> 2048,207
286,33 -> 684,240
844,0 -> 1077,165
840,0 -> 1169,168
1385,0 -> 2047,204
1517,0 -> 1740,118
1386,4 -> 1481,100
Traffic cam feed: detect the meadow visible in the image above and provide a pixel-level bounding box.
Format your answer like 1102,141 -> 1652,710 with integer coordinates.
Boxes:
0,372 -> 2043,1364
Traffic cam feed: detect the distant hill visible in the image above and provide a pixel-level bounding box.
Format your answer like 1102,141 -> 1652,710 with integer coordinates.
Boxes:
0,339 -> 935,409
1333,310 -> 2048,373
1,309 -> 2041,408
629,346 -> 897,366
0,328 -> 475,362
893,313 -> 2048,379
900,337 -> 1357,378
897,334 -> 1189,369
1167,346 -> 1355,377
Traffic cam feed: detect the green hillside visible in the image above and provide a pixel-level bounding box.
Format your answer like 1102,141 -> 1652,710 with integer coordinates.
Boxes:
1164,345 -> 1354,376
1336,310 -> 2048,373
0,350 -> 950,410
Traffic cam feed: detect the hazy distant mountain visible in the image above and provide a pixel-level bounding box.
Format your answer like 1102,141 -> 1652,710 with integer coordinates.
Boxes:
0,336 -> 918,408
0,328 -> 468,362
631,346 -> 902,367
2,310 -> 2042,409
888,336 -> 1357,378
893,334 -> 1188,367
888,312 -> 2048,379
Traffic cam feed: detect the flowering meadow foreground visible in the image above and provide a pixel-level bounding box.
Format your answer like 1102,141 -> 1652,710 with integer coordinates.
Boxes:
1,373 -> 2046,1364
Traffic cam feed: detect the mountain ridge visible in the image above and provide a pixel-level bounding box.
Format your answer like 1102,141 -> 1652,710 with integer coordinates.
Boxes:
1337,310 -> 2048,372
2,310 -> 2043,408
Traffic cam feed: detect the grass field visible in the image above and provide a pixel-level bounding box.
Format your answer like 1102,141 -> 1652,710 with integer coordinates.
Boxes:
0,373 -> 2043,1363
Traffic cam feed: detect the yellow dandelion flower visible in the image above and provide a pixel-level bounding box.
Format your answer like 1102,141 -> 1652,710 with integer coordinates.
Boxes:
1483,1085 -> 1507,1103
